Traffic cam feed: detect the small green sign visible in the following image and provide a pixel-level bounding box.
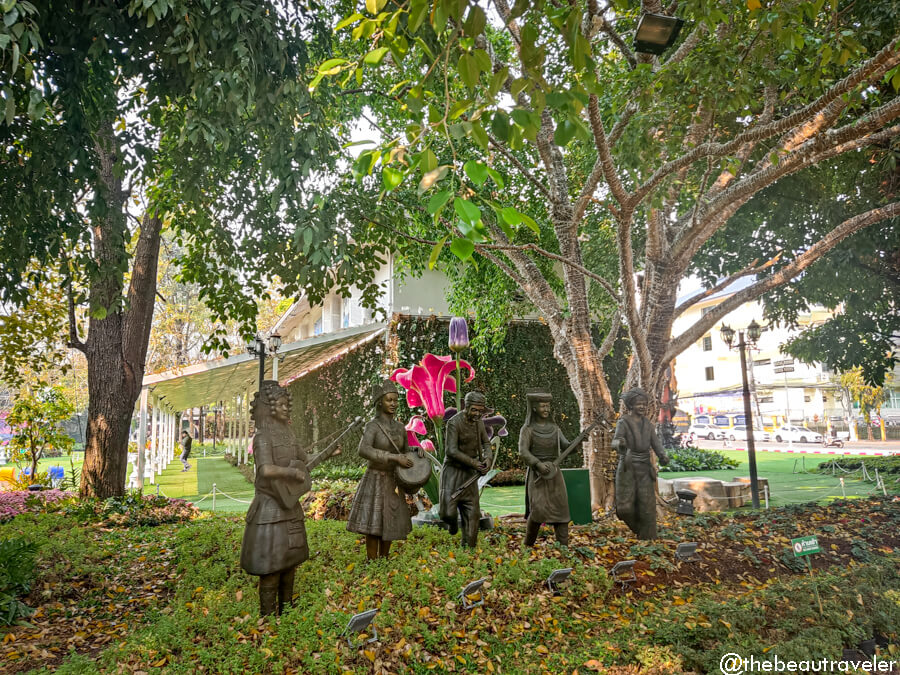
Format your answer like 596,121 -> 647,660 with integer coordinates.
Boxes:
791,535 -> 821,557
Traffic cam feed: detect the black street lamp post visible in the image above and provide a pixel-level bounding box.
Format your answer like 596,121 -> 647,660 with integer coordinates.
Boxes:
247,332 -> 283,390
720,320 -> 763,508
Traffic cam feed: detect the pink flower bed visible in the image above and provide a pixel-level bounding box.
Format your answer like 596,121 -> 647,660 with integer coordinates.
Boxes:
0,489 -> 74,522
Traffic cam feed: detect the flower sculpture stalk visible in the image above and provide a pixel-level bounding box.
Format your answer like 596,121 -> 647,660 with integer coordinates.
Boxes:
448,317 -> 470,413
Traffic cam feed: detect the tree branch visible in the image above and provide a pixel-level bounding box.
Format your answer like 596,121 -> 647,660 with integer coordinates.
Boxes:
672,109 -> 900,269
597,308 -> 622,362
616,214 -> 652,387
66,276 -> 86,354
487,132 -> 552,202
673,254 -> 781,317
629,34 -> 900,209
587,94 -> 630,207
664,201 -> 900,364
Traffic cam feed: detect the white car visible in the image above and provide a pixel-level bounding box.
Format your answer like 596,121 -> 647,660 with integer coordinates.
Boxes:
688,423 -> 726,440
773,426 -> 823,443
727,425 -> 771,442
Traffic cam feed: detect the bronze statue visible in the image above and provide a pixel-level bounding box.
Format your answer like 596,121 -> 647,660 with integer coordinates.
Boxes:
440,391 -> 490,547
519,391 -> 574,547
347,380 -> 421,560
612,388 -> 670,540
240,381 -> 311,616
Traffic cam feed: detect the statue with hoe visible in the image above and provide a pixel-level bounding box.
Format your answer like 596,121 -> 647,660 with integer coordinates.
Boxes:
612,387 -> 671,540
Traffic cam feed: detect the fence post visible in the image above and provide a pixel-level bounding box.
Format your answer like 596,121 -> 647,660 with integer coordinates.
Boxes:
763,484 -> 769,509
212,483 -> 217,512
840,477 -> 845,498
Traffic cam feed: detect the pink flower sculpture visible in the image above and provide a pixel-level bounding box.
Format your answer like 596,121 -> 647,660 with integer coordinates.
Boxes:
391,353 -> 475,421
405,415 -> 438,453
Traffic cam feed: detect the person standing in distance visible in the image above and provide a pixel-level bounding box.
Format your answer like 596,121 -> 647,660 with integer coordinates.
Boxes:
180,430 -> 193,471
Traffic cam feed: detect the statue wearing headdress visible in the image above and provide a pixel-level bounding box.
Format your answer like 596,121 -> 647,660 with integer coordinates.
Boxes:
612,387 -> 670,540
519,391 -> 574,547
240,381 -> 311,616
440,391 -> 491,547
347,379 -> 420,559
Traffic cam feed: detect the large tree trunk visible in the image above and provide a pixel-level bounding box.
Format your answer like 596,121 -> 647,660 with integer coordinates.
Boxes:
79,122 -> 162,498
548,321 -> 616,512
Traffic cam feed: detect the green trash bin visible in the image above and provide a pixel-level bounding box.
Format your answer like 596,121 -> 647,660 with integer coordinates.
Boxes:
562,468 -> 592,524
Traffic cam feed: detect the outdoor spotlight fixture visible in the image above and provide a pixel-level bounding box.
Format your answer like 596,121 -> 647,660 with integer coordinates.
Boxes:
457,577 -> 488,610
341,608 -> 379,648
546,568 -> 573,595
633,13 -> 685,55
609,560 -> 637,589
675,488 -> 697,515
675,542 -> 701,563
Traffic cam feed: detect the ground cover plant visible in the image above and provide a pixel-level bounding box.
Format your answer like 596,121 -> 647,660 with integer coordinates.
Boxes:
1,496 -> 899,673
662,446 -> 741,472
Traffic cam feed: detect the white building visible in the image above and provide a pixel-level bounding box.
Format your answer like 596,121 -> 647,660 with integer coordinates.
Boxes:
673,278 -> 839,427
271,254 -> 452,342
672,278 -> 900,429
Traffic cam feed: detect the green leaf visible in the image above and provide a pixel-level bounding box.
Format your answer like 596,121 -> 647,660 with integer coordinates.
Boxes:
408,0 -> 428,33
427,189 -> 453,215
488,67 -> 508,98
365,0 -> 387,13
450,237 -> 475,261
458,53 -> 479,90
428,236 -> 448,269
463,160 -> 489,186
334,13 -> 363,31
363,47 -> 390,65
454,197 -> 481,224
491,110 -> 510,142
422,148 -> 438,172
318,58 -> 348,74
485,168 -> 505,189
382,166 -> 404,191
520,213 -> 540,235
553,119 -> 577,146
470,122 -> 490,151
463,6 -> 487,36
91,306 -> 107,320
472,49 -> 492,73
500,207 -> 522,226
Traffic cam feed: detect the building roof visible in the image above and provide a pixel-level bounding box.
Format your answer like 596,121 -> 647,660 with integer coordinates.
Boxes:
142,324 -> 385,411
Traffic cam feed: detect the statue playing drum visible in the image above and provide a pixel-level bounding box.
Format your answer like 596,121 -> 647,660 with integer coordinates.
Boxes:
347,380 -> 423,559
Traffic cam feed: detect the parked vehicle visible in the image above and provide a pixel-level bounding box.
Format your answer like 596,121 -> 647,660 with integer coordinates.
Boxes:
773,426 -> 824,443
688,423 -> 726,440
727,425 -> 771,442
822,436 -> 844,448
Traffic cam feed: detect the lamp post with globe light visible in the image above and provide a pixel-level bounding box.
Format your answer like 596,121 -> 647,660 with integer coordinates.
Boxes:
719,320 -> 763,508
247,332 -> 282,390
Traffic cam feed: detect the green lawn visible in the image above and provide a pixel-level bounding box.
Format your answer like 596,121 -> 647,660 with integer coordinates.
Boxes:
659,448 -> 890,507
6,449 -> 891,515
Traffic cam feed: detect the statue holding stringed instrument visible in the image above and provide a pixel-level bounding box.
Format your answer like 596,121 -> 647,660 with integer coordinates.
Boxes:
240,381 -> 359,616
519,390 -> 597,548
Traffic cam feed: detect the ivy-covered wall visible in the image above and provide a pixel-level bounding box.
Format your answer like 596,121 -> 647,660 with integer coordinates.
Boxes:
286,315 -> 627,471
287,335 -> 387,468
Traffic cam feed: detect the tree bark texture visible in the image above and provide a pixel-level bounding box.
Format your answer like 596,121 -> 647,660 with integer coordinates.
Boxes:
80,121 -> 162,499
